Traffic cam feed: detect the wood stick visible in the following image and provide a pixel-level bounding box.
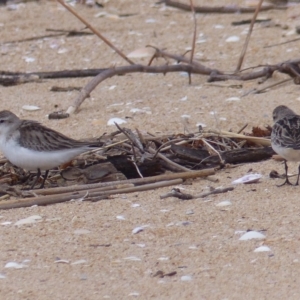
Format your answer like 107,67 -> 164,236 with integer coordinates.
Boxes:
236,0 -> 264,71
33,168 -> 215,196
0,179 -> 183,210
204,129 -> 271,146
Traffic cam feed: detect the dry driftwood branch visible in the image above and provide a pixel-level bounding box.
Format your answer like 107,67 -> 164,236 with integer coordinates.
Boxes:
163,0 -> 286,13
0,69 -> 108,86
236,0 -> 264,71
66,63 -> 217,114
0,179 -> 183,210
0,29 -> 92,45
0,167 -> 215,209
32,169 -> 216,196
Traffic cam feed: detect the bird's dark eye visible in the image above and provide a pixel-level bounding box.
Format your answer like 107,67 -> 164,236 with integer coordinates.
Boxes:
0,120 -> 4,123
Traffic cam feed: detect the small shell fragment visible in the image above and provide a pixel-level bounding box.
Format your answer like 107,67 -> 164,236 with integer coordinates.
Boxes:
132,226 -> 144,234
254,246 -> 271,252
127,47 -> 155,58
181,275 -> 193,281
216,200 -> 232,207
1,221 -> 12,226
123,256 -> 141,261
5,262 -> 27,269
55,259 -> 70,264
226,97 -> 240,101
107,118 -> 127,126
14,215 -> 42,226
22,105 -> 40,111
132,225 -> 149,234
239,231 -> 266,241
232,174 -> 262,184
226,36 -> 240,42
71,260 -> 88,265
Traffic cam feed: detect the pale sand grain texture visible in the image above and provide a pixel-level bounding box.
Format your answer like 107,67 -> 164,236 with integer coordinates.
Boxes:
1,1 -> 300,299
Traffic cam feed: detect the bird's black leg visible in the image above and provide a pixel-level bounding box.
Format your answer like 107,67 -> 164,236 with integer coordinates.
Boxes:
295,164 -> 300,186
277,160 -> 293,186
30,168 -> 41,189
39,170 -> 49,189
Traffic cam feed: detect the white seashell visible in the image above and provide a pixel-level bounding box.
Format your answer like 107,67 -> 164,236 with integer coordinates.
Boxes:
128,292 -> 140,296
254,246 -> 271,252
123,256 -> 141,261
55,259 -> 69,264
232,173 -> 262,184
145,19 -> 156,23
22,56 -> 35,63
214,24 -> 224,29
57,48 -> 68,54
180,96 -> 188,101
74,229 -> 90,235
127,47 -> 155,58
1,221 -> 12,226
226,36 -> 240,42
131,203 -> 140,208
14,215 -> 42,226
22,105 -> 41,111
71,260 -> 88,265
216,200 -> 232,207
196,38 -> 206,44
158,257 -> 169,261
181,275 -> 193,281
108,102 -> 124,107
189,245 -> 198,249
136,244 -> 146,248
181,114 -> 191,119
5,262 -> 27,269
239,231 -> 266,241
109,85 -> 116,90
0,274 -> 5,279
133,225 -> 149,234
130,108 -> 152,115
226,97 -> 240,101
132,226 -> 144,234
166,222 -> 174,227
116,215 -> 126,220
107,118 -> 127,126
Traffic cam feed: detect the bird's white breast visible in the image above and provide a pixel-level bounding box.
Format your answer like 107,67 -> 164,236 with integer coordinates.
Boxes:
0,135 -> 88,171
272,143 -> 300,162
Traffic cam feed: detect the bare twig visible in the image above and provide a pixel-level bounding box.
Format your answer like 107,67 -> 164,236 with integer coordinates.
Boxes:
33,168 -> 216,196
0,179 -> 183,210
160,186 -> 234,200
195,186 -> 234,198
163,0 -> 286,13
236,0 -> 264,71
188,0 -> 196,84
